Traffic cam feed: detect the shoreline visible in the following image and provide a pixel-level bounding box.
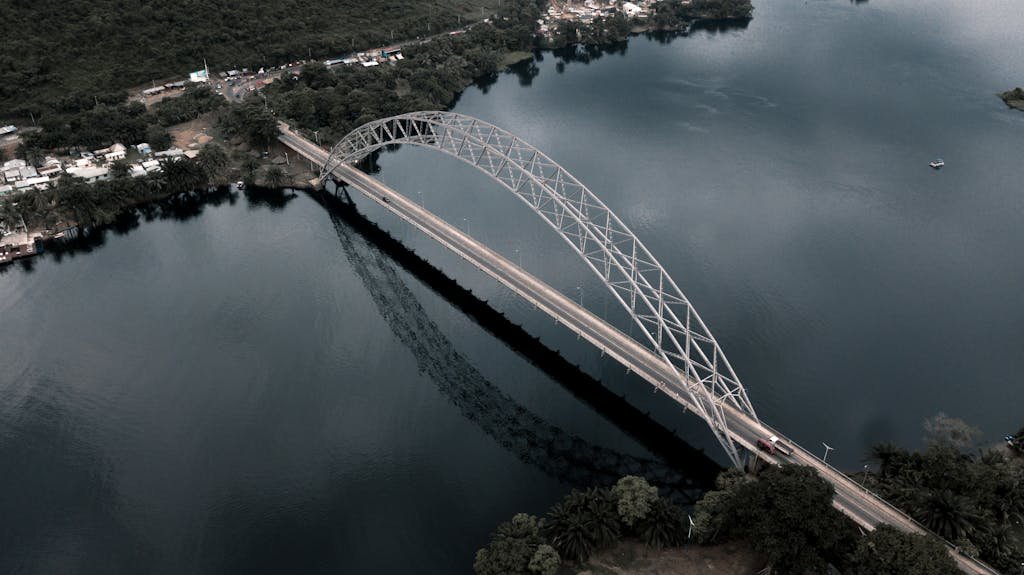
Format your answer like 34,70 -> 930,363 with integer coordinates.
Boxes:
2,3 -> 754,267
999,87 -> 1024,111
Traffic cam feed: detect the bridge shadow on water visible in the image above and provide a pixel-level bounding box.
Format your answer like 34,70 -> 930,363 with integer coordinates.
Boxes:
310,186 -> 723,501
11,182 -> 723,499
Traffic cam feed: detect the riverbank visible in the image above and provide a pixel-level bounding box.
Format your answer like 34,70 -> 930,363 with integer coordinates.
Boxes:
999,87 -> 1024,111
540,0 -> 753,49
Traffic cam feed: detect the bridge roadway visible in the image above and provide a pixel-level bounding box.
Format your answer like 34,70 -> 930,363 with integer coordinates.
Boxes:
279,125 -> 999,575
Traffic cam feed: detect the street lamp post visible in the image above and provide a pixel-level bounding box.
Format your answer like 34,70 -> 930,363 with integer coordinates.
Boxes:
859,464 -> 869,487
687,514 -> 695,543
822,442 -> 835,464
576,285 -> 584,307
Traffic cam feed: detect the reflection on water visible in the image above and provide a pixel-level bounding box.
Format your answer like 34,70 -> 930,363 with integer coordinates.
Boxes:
317,187 -> 720,497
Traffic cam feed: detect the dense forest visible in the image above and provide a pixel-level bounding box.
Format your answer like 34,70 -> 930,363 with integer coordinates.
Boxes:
0,0 -> 491,115
264,0 -> 543,144
18,85 -> 225,154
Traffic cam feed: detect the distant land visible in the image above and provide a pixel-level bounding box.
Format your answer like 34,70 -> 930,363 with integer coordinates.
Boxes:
0,0 -> 485,114
999,87 -> 1024,111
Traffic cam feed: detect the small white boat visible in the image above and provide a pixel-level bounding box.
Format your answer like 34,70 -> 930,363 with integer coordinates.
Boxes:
929,159 -> 945,169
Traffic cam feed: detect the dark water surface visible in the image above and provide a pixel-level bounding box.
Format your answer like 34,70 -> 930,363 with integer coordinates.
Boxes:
2,0 -> 1023,572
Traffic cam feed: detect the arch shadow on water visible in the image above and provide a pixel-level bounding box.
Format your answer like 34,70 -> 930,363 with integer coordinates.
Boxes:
311,186 -> 723,499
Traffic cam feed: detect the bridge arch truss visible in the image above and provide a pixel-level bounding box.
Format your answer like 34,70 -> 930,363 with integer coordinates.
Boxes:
320,111 -> 758,467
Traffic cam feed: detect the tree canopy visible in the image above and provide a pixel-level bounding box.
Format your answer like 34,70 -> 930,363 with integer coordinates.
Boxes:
694,465 -> 856,573
846,525 -> 960,575
474,513 -> 550,575
0,0 -> 493,116
868,415 -> 1024,572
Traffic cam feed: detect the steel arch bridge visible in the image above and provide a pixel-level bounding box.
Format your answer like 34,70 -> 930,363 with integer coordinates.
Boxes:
320,111 -> 758,467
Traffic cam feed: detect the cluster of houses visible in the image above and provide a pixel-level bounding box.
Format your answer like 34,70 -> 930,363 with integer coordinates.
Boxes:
0,143 -> 197,197
324,46 -> 405,69
539,0 -> 658,35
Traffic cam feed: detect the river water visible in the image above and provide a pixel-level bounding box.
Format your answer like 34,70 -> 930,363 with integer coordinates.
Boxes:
2,0 -> 1023,573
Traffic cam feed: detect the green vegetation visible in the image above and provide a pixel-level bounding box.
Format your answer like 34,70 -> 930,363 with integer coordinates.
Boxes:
262,165 -> 288,189
694,466 -> 857,573
1000,87 -> 1024,111
6,0 -> 754,234
474,476 -> 689,573
1,0 -> 494,116
867,414 -> 1024,572
694,464 -> 961,573
847,525 -> 964,575
480,465 -> 962,574
474,513 -> 552,575
266,0 -> 542,143
19,85 -> 224,152
612,475 -> 659,527
544,14 -> 633,48
651,0 -> 754,28
219,100 -> 281,148
1,155 -> 228,231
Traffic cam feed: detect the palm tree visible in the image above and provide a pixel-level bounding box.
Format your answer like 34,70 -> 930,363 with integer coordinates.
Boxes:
242,157 -> 261,185
162,160 -> 207,193
914,489 -> 982,540
262,165 -> 287,189
196,143 -> 229,180
988,478 -> 1024,525
868,442 -> 906,480
544,496 -> 595,563
583,488 -> 621,548
638,498 -> 687,549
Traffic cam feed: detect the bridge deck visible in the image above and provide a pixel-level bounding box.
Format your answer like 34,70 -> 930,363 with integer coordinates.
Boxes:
279,124 -> 1000,575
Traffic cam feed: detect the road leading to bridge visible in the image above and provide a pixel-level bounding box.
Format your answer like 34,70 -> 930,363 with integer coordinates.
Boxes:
279,124 -> 1000,575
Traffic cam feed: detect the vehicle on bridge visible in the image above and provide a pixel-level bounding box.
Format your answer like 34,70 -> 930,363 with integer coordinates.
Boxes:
757,435 -> 792,457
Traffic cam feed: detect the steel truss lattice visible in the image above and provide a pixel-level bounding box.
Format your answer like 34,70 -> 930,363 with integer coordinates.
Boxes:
320,111 -> 758,467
